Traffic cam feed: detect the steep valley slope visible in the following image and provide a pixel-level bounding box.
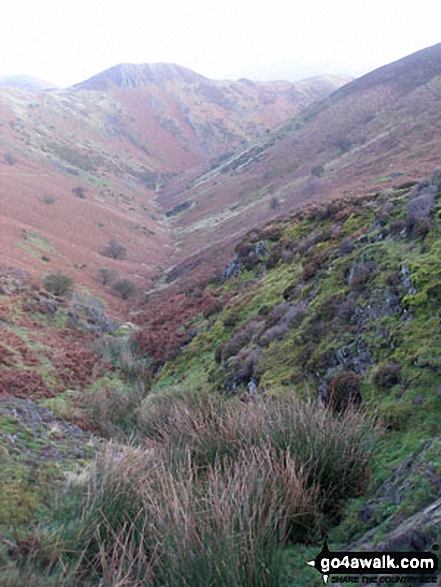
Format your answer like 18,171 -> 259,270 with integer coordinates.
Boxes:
132,171 -> 441,581
1,45 -> 441,586
158,42 -> 441,288
0,64 -> 347,312
1,170 -> 440,585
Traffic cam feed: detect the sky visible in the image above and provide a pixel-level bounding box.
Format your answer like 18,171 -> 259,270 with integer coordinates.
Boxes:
1,0 -> 440,88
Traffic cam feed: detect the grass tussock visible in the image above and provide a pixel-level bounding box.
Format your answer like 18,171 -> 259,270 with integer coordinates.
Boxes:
15,394 -> 377,586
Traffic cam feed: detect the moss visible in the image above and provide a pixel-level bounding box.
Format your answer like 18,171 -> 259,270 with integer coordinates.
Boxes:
281,543 -> 326,587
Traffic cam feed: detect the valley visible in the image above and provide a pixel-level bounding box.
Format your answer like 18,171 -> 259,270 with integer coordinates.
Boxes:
1,45 -> 440,586
0,64 -> 347,311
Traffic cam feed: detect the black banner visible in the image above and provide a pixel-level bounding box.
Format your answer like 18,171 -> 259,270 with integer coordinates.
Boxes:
307,541 -> 438,584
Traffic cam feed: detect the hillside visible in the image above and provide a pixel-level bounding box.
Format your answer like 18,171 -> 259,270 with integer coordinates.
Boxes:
158,42 -> 441,287
1,45 -> 441,586
137,171 -> 441,569
1,172 -> 440,585
0,65 -> 346,310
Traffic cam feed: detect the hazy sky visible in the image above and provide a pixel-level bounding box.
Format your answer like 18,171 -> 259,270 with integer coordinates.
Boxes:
1,0 -> 440,87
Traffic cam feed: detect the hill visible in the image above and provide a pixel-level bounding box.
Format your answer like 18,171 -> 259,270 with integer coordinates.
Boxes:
0,75 -> 56,90
134,171 -> 441,577
1,171 -> 440,585
2,44 -> 441,585
158,42 -> 441,287
0,65 -> 346,310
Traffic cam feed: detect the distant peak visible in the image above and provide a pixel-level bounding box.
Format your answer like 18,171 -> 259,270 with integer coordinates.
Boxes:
71,63 -> 207,91
0,74 -> 56,90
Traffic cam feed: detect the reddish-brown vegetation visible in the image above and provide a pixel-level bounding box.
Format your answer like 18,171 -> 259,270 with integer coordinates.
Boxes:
0,370 -> 52,399
135,290 -> 228,367
0,273 -> 110,398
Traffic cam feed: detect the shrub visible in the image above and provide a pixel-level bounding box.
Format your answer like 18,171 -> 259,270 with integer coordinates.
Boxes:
150,449 -> 313,586
333,137 -> 353,153
302,252 -> 329,281
426,282 -> 441,304
389,219 -> 405,235
4,152 -> 18,165
101,239 -> 127,260
340,236 -> 355,255
336,298 -> 357,322
214,344 -> 224,364
136,393 -> 375,517
348,261 -> 378,291
41,194 -> 56,204
264,302 -> 292,328
203,299 -> 224,319
72,186 -> 86,199
372,362 -> 400,389
302,319 -> 327,344
305,175 -> 319,196
81,386 -> 138,437
259,322 -> 290,347
311,165 -> 325,178
26,394 -> 376,584
413,217 -> 434,239
43,271 -> 74,297
385,271 -> 401,287
326,371 -> 362,412
282,281 -> 301,301
46,447 -> 154,582
221,319 -> 264,361
223,310 -> 240,328
269,196 -> 280,211
111,279 -> 137,300
406,193 -> 435,236
96,267 -> 118,285
92,336 -> 150,385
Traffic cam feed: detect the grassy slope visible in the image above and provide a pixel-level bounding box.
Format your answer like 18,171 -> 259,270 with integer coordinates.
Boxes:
1,173 -> 440,585
148,173 -> 441,566
0,271 -> 137,550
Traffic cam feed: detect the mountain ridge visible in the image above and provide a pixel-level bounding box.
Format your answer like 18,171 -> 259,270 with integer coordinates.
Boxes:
0,62 -> 348,311
72,62 -> 208,90
156,42 -> 441,287
3,44 -> 441,305
0,74 -> 56,90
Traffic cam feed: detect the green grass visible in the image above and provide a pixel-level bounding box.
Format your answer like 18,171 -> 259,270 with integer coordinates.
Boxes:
19,231 -> 57,261
2,178 -> 441,585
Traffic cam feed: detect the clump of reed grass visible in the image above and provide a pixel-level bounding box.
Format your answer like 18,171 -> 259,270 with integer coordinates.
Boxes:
25,394 -> 377,586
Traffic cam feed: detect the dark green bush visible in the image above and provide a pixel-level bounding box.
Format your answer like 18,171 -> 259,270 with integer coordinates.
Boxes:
111,279 -> 137,299
43,271 -> 74,297
101,239 -> 127,260
270,196 -> 280,211
97,267 -> 118,285
42,194 -> 56,204
72,186 -> 86,199
4,152 -> 18,165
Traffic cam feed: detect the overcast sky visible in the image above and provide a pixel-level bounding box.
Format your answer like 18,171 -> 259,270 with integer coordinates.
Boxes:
1,0 -> 440,87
